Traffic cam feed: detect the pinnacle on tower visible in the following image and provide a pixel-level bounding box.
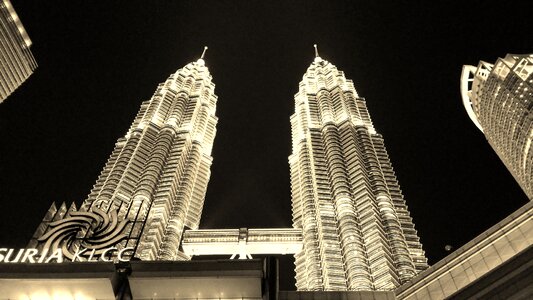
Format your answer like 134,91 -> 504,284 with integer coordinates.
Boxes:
201,46 -> 208,59
197,46 -> 208,66
313,44 -> 322,63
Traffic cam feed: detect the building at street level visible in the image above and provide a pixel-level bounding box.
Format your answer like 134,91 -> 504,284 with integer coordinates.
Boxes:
29,51 -> 218,261
461,54 -> 533,200
0,0 -> 36,103
289,48 -> 428,290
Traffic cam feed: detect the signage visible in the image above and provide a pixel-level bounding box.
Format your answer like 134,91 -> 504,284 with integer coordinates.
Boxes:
0,247 -> 134,263
21,207 -> 136,263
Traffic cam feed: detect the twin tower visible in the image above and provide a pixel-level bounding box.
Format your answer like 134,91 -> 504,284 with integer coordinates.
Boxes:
29,47 -> 428,291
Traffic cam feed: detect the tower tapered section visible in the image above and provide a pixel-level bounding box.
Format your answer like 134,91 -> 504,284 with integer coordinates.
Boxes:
0,0 -> 37,103
290,55 -> 427,291
29,57 -> 218,261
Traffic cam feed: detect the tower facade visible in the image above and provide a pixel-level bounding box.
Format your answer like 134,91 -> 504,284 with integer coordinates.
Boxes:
29,55 -> 218,261
0,0 -> 36,103
461,54 -> 533,200
289,54 -> 427,291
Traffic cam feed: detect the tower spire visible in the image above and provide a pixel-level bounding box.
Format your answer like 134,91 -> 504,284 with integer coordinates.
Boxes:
197,46 -> 208,66
313,44 -> 323,63
201,46 -> 208,59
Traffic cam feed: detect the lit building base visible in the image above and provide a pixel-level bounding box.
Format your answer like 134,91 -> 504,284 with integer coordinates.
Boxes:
0,258 -> 278,300
0,262 -> 118,299
0,247 -> 531,299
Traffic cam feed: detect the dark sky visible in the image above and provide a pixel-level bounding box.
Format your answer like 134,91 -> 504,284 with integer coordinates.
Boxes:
0,0 -> 531,290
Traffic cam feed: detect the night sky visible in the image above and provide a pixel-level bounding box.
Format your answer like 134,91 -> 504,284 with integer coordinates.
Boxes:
0,0 -> 531,290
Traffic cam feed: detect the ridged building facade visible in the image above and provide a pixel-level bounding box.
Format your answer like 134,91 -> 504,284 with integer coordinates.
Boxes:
289,54 -> 427,291
461,54 -> 533,200
29,56 -> 218,261
0,0 -> 36,103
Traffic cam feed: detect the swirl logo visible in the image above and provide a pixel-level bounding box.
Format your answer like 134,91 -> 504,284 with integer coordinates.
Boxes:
37,207 -> 130,261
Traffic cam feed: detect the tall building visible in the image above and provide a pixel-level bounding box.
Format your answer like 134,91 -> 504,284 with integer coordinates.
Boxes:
29,50 -> 218,261
289,48 -> 427,291
0,0 -> 36,103
461,54 -> 533,200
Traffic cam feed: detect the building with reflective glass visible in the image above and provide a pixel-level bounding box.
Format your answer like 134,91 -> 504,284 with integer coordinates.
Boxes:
461,54 -> 533,200
289,53 -> 427,290
29,56 -> 218,261
0,0 -> 36,103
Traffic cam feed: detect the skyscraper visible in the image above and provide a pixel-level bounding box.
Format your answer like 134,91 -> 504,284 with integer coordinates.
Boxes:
461,54 -> 533,200
29,50 -> 218,261
0,0 -> 36,103
289,48 -> 427,291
